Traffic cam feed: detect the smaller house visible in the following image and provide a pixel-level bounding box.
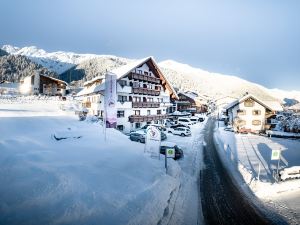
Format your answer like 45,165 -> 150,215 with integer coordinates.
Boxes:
225,93 -> 283,133
20,73 -> 68,96
175,91 -> 207,114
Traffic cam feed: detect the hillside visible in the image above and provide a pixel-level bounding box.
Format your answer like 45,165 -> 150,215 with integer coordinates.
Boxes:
60,56 -> 132,84
0,54 -> 58,82
0,49 -> 8,57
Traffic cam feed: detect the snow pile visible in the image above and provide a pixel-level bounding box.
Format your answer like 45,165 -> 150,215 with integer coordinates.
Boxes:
214,125 -> 300,198
0,98 -> 180,225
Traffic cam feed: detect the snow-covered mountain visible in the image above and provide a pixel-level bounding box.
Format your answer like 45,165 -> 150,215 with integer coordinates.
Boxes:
2,45 -> 125,74
2,44 -> 299,104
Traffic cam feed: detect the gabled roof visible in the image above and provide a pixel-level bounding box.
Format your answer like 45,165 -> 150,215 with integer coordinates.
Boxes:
78,57 -> 178,99
225,93 -> 283,111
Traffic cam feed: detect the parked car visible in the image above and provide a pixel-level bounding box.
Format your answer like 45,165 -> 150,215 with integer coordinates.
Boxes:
141,124 -> 167,131
167,124 -> 190,133
131,129 -> 167,141
279,166 -> 300,181
177,117 -> 193,126
198,117 -> 205,122
160,142 -> 184,160
171,127 -> 191,136
129,131 -> 145,143
190,116 -> 202,124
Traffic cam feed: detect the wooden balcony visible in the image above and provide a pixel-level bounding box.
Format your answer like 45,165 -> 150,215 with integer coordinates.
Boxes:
128,114 -> 168,123
132,102 -> 161,108
128,72 -> 161,84
82,102 -> 91,108
132,87 -> 160,96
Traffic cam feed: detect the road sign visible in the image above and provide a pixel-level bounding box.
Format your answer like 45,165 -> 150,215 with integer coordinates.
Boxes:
271,150 -> 281,160
166,148 -> 175,158
145,126 -> 161,157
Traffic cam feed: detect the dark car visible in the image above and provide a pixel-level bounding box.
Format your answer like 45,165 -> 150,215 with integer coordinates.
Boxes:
161,132 -> 167,141
160,143 -> 183,160
198,117 -> 204,122
129,132 -> 145,143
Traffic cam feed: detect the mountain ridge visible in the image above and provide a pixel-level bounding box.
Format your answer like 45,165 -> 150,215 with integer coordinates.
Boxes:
2,44 -> 300,103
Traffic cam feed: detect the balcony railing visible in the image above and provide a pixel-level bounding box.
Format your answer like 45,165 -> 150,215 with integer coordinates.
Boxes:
132,102 -> 161,108
129,72 -> 161,84
128,114 -> 168,123
82,102 -> 91,108
132,87 -> 160,96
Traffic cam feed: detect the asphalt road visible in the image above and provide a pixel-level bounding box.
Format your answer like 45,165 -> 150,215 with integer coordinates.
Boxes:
199,118 -> 288,225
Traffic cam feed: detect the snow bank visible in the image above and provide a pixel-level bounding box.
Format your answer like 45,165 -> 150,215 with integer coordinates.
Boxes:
0,97 -> 180,225
214,126 -> 300,198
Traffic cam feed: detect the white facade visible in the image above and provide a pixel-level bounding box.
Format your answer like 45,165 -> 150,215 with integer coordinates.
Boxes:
227,100 -> 266,132
226,94 -> 282,132
79,57 -> 178,134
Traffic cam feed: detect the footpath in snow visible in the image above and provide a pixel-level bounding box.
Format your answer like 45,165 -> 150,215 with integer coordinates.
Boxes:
0,96 -> 182,225
214,121 -> 300,224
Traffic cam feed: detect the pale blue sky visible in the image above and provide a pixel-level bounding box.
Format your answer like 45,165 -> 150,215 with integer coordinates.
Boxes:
0,0 -> 299,90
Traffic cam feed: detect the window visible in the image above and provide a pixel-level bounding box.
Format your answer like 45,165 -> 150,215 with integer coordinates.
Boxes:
135,123 -> 141,128
134,110 -> 140,115
252,110 -> 261,115
117,111 -> 125,118
157,110 -> 161,115
118,95 -> 127,102
237,109 -> 246,115
252,120 -> 261,125
138,70 -> 142,74
244,99 -> 254,107
117,125 -> 124,131
237,120 -> 246,126
144,71 -> 148,75
118,80 -> 127,87
147,110 -> 151,115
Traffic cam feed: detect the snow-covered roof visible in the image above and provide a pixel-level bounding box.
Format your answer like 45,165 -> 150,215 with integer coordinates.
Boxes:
77,83 -> 101,96
224,93 -> 283,111
83,75 -> 104,86
77,56 -> 178,99
179,92 -> 198,100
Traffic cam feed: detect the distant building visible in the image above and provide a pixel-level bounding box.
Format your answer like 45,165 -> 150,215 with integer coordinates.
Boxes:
175,91 -> 208,114
0,81 -> 20,95
225,93 -> 283,132
77,57 -> 178,133
20,73 -> 67,96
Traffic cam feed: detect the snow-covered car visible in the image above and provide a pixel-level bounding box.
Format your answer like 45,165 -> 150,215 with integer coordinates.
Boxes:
279,166 -> 300,181
171,127 -> 191,136
160,142 -> 183,160
129,131 -> 145,143
177,117 -> 193,126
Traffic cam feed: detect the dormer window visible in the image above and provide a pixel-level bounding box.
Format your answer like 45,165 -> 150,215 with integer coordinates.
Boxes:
244,99 -> 254,107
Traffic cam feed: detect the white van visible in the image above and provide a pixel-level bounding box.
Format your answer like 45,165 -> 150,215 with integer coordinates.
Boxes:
177,117 -> 193,126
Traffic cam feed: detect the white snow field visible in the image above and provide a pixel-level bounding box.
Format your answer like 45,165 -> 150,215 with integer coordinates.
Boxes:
214,122 -> 300,224
0,96 -> 182,225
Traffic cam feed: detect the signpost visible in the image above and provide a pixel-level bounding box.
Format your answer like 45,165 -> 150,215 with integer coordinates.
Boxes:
271,149 -> 281,181
165,147 -> 175,173
145,125 -> 161,158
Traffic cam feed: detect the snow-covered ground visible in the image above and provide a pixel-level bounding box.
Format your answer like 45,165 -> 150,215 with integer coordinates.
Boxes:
0,96 -> 207,225
0,96 -> 182,225
214,122 -> 300,224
